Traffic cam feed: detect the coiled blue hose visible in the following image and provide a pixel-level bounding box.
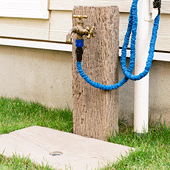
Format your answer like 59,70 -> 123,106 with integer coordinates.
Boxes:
76,0 -> 160,90
121,0 -> 160,80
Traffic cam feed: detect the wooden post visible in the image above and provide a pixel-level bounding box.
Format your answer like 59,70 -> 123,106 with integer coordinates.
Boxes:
72,6 -> 119,141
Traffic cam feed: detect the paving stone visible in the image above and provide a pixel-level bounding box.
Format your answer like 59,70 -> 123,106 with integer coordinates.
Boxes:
0,126 -> 135,170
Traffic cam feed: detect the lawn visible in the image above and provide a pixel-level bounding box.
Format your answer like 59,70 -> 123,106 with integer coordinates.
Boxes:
0,97 -> 169,170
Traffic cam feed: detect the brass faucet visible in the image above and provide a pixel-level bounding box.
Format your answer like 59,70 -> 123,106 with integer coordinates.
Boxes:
66,15 -> 95,43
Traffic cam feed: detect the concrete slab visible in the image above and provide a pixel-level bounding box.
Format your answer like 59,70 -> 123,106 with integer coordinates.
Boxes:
0,126 -> 135,170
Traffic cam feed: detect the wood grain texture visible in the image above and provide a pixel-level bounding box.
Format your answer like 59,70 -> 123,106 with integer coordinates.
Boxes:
72,6 -> 119,141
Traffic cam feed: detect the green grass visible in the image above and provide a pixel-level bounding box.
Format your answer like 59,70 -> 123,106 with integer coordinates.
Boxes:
0,154 -> 53,170
0,97 -> 73,134
0,97 -> 169,170
105,120 -> 170,170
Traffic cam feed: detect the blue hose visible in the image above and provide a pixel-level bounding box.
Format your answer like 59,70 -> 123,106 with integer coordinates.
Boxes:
121,0 -> 160,80
76,0 -> 160,90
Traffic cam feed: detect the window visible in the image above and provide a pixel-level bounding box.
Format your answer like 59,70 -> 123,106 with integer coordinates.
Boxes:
0,0 -> 49,19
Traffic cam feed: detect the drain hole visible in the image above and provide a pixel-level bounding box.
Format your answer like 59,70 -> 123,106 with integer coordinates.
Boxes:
49,151 -> 63,156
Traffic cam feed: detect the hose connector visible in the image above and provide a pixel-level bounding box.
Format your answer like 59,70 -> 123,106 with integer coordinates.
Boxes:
153,0 -> 161,15
76,47 -> 83,62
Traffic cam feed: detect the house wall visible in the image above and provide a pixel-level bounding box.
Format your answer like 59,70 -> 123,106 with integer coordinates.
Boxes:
0,46 -> 72,109
49,0 -> 170,51
119,59 -> 170,126
0,0 -> 170,50
0,0 -> 170,126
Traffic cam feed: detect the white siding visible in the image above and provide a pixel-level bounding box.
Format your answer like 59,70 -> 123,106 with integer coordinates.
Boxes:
0,0 -> 169,51
50,11 -> 72,42
49,12 -> 170,51
50,0 -> 170,14
0,17 -> 49,40
50,0 -> 74,11
0,0 -> 49,19
49,0 -> 170,51
156,14 -> 170,51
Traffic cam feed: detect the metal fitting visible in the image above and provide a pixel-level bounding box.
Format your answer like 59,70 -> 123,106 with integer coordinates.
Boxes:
66,15 -> 95,43
153,0 -> 161,14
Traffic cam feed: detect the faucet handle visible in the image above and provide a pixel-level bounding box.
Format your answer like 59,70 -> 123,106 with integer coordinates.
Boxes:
86,26 -> 95,39
73,15 -> 88,24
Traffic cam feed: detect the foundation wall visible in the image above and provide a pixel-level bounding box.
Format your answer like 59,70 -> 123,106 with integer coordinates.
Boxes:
0,46 -> 169,126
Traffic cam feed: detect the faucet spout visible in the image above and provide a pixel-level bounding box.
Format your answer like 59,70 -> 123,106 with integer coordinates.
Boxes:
66,27 -> 77,43
66,15 -> 95,43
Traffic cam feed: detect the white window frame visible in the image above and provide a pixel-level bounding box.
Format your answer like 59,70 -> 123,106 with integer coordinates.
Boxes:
0,0 -> 49,19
